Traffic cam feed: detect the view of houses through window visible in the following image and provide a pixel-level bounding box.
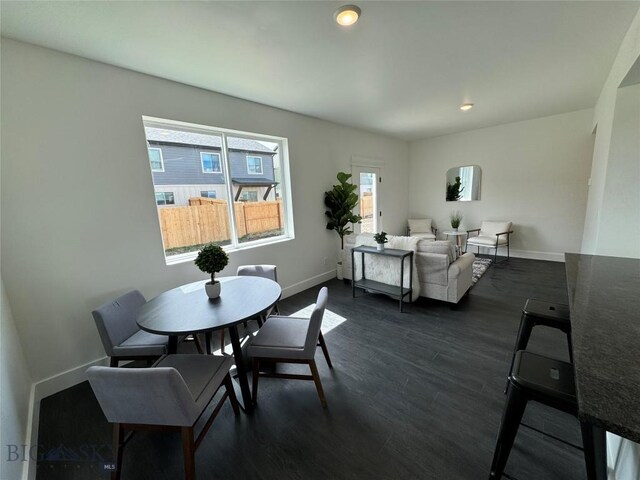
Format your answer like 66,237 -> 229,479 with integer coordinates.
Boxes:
143,118 -> 291,260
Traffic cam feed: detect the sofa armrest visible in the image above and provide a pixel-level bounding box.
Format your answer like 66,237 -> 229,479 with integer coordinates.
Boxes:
448,252 -> 475,280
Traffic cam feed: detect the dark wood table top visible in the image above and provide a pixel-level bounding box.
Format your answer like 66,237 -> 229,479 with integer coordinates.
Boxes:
137,276 -> 282,336
352,245 -> 413,257
565,253 -> 640,443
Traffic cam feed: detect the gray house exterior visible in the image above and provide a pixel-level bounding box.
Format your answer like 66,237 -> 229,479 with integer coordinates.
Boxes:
145,127 -> 278,205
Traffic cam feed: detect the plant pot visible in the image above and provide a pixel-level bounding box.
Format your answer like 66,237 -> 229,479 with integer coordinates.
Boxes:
452,227 -> 459,232
377,243 -> 385,251
336,262 -> 343,280
205,281 -> 221,299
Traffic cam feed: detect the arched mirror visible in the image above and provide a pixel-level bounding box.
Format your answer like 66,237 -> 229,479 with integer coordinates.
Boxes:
446,165 -> 482,201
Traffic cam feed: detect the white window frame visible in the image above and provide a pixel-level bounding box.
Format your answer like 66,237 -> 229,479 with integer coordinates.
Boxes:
200,152 -> 222,174
143,116 -> 295,265
155,191 -> 174,205
246,155 -> 263,175
148,147 -> 164,172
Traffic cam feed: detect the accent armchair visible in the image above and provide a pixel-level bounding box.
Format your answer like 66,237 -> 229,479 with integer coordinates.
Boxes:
92,290 -> 169,367
407,218 -> 437,240
87,354 -> 239,480
248,287 -> 332,407
466,221 -> 513,262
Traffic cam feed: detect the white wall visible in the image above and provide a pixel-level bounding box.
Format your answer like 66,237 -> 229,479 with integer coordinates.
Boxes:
582,10 -> 640,255
0,278 -> 33,480
596,83 -> 640,257
0,39 -> 409,384
409,109 -> 594,261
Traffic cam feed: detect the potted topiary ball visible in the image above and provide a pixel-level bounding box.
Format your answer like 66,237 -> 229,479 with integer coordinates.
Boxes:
195,243 -> 229,299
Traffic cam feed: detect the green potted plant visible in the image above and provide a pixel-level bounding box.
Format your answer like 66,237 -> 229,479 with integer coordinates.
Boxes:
450,211 -> 463,232
195,243 -> 229,298
324,172 -> 362,279
446,176 -> 464,201
373,231 -> 388,251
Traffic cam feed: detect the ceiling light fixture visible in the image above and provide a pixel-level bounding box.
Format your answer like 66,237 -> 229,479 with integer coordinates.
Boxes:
460,103 -> 474,111
335,5 -> 361,26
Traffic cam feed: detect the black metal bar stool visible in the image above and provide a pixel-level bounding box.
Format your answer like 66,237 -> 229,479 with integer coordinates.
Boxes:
506,299 -> 572,392
489,350 -> 607,479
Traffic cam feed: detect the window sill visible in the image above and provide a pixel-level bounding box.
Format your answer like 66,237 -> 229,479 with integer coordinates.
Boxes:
164,235 -> 295,266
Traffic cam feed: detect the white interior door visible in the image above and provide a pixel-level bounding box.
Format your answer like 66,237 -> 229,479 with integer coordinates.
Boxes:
352,166 -> 381,234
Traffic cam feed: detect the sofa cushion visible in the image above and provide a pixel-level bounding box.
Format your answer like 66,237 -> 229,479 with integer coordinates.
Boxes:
416,240 -> 457,262
408,218 -> 432,234
467,235 -> 509,247
480,221 -> 512,238
412,232 -> 436,241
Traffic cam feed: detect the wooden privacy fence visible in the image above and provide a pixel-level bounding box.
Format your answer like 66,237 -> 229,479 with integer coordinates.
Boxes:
159,199 -> 284,249
360,192 -> 373,218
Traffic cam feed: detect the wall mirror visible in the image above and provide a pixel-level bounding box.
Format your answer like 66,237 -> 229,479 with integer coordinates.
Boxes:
446,165 -> 482,201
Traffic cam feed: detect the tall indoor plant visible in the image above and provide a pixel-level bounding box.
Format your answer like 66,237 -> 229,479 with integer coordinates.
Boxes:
195,243 -> 229,298
324,172 -> 362,278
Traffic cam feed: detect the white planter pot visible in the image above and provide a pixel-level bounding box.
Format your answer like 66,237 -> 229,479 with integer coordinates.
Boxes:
452,227 -> 459,232
205,281 -> 221,299
377,243 -> 385,251
336,262 -> 343,280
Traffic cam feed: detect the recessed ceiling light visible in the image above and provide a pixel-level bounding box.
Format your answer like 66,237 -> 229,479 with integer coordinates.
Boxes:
460,103 -> 474,111
335,5 -> 361,26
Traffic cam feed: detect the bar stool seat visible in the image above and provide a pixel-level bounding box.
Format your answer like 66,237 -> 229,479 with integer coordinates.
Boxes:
506,299 -> 573,393
489,351 -> 600,479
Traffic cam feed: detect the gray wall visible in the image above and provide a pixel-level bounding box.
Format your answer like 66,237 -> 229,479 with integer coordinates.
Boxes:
150,143 -> 275,186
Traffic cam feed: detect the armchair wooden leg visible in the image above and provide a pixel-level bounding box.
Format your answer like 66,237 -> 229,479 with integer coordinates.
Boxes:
181,427 -> 196,480
308,359 -> 327,408
318,332 -> 333,369
193,335 -> 204,355
224,374 -> 240,415
252,358 -> 260,405
112,423 -> 124,480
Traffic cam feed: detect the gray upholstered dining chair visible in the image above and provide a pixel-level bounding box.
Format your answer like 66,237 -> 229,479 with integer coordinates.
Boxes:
87,354 -> 239,480
466,221 -> 513,262
217,264 -> 281,353
248,287 -> 332,407
92,290 -> 169,367
237,264 -> 280,317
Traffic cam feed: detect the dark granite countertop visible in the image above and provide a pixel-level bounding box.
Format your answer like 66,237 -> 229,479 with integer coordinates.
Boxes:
565,253 -> 640,443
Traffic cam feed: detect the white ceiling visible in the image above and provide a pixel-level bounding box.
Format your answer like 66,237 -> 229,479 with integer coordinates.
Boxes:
1,1 -> 638,140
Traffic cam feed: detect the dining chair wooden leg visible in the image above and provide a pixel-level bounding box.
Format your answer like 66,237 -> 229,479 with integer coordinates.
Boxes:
256,316 -> 264,328
220,331 -> 225,354
308,359 -> 327,407
110,357 -> 119,368
318,332 -> 333,369
181,426 -> 196,480
204,332 -> 212,355
112,423 -> 124,480
252,358 -> 260,405
224,374 -> 240,415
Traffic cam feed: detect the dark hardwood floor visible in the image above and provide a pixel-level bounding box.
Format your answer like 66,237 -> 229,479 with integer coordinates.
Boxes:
36,257 -> 585,479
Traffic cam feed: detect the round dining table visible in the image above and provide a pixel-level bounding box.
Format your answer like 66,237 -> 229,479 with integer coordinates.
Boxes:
137,276 -> 282,412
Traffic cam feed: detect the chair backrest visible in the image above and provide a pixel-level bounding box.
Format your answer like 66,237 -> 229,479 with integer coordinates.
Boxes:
92,290 -> 146,356
408,218 -> 432,235
87,366 -> 198,426
304,287 -> 329,354
480,221 -> 512,237
237,265 -> 278,282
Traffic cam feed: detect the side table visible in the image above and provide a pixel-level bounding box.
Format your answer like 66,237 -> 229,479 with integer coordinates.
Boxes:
351,245 -> 413,312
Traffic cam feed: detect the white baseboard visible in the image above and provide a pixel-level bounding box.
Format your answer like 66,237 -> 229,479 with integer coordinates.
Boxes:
281,269 -> 336,298
470,247 -> 565,262
23,356 -> 109,480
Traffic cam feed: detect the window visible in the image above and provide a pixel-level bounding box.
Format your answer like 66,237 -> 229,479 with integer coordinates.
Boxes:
247,156 -> 263,175
148,147 -> 164,172
142,117 -> 294,263
201,152 -> 221,173
239,191 -> 258,202
155,192 -> 175,205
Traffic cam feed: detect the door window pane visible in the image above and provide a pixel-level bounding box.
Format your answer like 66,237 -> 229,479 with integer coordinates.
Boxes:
359,172 -> 376,233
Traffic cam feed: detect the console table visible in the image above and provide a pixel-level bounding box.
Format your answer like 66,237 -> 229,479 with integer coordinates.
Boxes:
351,245 -> 413,312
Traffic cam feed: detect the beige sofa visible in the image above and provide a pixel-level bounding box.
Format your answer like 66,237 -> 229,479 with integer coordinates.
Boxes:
342,233 -> 476,304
